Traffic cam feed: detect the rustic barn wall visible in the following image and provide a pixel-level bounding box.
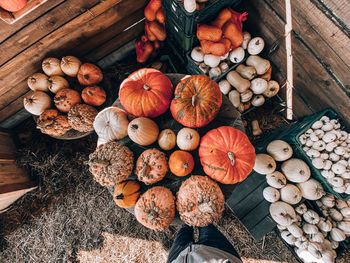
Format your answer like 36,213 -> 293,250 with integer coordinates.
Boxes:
244,0 -> 350,124
0,0 -> 147,127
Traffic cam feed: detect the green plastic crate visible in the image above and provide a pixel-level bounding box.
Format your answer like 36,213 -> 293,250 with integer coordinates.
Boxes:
165,16 -> 194,53
162,0 -> 241,36
279,108 -> 350,200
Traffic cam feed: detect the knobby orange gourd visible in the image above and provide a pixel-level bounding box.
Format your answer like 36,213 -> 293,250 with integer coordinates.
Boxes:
199,126 -> 256,184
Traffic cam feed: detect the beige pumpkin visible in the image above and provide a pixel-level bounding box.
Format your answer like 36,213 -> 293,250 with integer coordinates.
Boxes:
128,117 -> 159,146
48,76 -> 69,93
23,91 -> 51,115
94,107 -> 129,142
60,56 -> 81,77
158,129 -> 176,151
27,73 -> 50,92
177,128 -> 200,151
42,57 -> 64,76
253,154 -> 276,175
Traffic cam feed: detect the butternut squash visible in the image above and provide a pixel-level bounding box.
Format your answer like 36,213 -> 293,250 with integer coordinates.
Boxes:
226,71 -> 250,93
236,64 -> 257,80
246,55 -> 271,75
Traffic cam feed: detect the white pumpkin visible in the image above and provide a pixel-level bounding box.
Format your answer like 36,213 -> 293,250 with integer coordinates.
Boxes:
254,154 -> 276,175
308,242 -> 323,259
250,78 -> 267,94
311,232 -> 325,243
263,186 -> 280,202
269,201 -> 297,226
318,219 -> 332,232
27,73 -> 50,92
281,230 -> 296,245
266,140 -> 293,161
303,223 -> 319,234
321,194 -> 335,208
42,57 -> 64,76
287,223 -> 303,238
337,221 -> 350,234
297,179 -> 325,200
93,107 -> 129,141
280,184 -> 302,205
303,210 -> 320,224
281,158 -> 311,183
247,37 -> 265,55
23,91 -> 51,116
295,203 -> 308,214
330,228 -> 346,241
266,171 -> 286,189
329,208 -> 343,222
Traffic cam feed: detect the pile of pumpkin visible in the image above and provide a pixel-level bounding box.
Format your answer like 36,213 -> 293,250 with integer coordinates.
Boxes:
254,140 -> 350,263
23,56 -> 107,136
87,68 -> 256,230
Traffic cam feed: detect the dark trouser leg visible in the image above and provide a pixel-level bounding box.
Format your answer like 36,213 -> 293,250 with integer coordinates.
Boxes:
197,224 -> 241,259
167,224 -> 194,263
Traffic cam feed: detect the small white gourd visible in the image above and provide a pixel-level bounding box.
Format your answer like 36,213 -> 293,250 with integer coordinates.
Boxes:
251,95 -> 265,107
312,121 -> 323,129
281,158 -> 311,183
321,195 -> 335,208
310,132 -> 319,142
311,232 -> 325,243
218,80 -> 231,95
330,228 -> 346,241
305,139 -> 314,147
306,148 -> 321,158
298,179 -> 325,200
250,78 -> 267,94
287,223 -> 303,238
263,80 -> 280,97
299,134 -> 307,145
269,201 -> 297,226
303,223 -> 319,234
323,132 -> 337,143
335,200 -> 348,210
297,247 -> 320,262
318,219 -> 332,232
330,119 -> 340,129
295,203 -> 308,214
305,128 -> 313,136
312,141 -> 326,151
325,142 -> 337,152
322,122 -> 334,132
266,140 -> 293,161
327,177 -> 344,187
295,239 -> 309,249
247,37 -> 265,55
228,90 -> 241,108
280,184 -> 302,205
331,163 -> 346,174
321,250 -> 336,263
199,63 -> 209,74
321,170 -> 335,179
254,154 -> 276,175
204,54 -> 221,68
190,46 -> 204,62
281,230 -> 296,245
277,224 -> 287,230
333,185 -> 346,194
329,208 -> 343,221
337,221 -> 350,234
219,62 -> 229,72
240,90 -> 253,103
209,67 -> 222,79
323,160 -> 332,170
314,129 -> 325,138
312,158 -> 326,169
263,186 -> 280,202
266,171 -> 287,189
229,47 -> 245,64
241,32 -> 251,49
340,207 -> 350,217
329,153 -> 340,162
303,210 -> 320,224
308,242 -> 323,259
334,146 -> 346,155
320,153 -> 329,160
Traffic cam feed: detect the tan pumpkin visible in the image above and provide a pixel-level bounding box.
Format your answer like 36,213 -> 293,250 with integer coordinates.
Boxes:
158,129 -> 176,151
177,128 -> 200,151
135,186 -> 175,230
23,91 -> 51,115
48,76 -> 69,94
128,117 -> 159,146
177,175 -> 225,226
60,56 -> 82,77
27,73 -> 50,92
42,57 -> 64,76
54,88 -> 81,113
113,180 -> 141,208
88,141 -> 134,186
169,150 -> 194,177
67,104 -> 98,132
135,148 -> 168,185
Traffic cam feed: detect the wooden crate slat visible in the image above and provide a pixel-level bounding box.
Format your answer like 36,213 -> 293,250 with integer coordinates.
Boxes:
322,0 -> 350,25
226,172 -> 266,209
249,215 -> 276,240
240,200 -> 271,230
0,186 -> 37,211
0,170 -> 30,186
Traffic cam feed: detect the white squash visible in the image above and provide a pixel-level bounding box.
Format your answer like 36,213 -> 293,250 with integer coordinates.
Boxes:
295,239 -> 309,249
336,200 -> 348,210
295,203 -> 308,215
280,184 -> 302,205
241,32 -> 251,49
281,230 -> 296,245
312,158 -> 326,169
266,140 -> 293,161
42,57 -> 64,76
254,154 -> 276,175
303,210 -> 320,224
60,56 -> 81,77
48,76 -> 69,94
27,73 -> 50,92
307,242 -> 324,260
251,95 -> 265,107
93,107 -> 129,141
269,201 -> 297,226
190,46 -> 204,62
184,0 -> 196,12
331,163 -> 346,175
247,37 -> 265,55
23,91 -> 51,116
318,219 -> 332,232
218,80 -> 231,95
296,248 -> 319,262
263,186 -> 280,202
298,179 -> 325,200
250,78 -> 267,94
204,54 -> 221,68
229,47 -> 245,64
209,67 -> 222,79
327,177 -> 344,188
303,224 -> 319,235
281,158 -> 311,183
329,208 -> 343,222
266,171 -> 286,189
330,228 -> 346,241
287,223 -> 303,238
228,90 -> 240,108
240,90 -> 253,103
311,232 -> 325,243
337,221 -> 350,234
321,195 -> 335,208
340,207 -> 350,217
263,80 -> 280,98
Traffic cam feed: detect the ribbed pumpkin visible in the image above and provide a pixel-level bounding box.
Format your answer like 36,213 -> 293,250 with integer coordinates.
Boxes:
170,75 -> 222,128
0,0 -> 27,12
199,126 -> 256,184
113,180 -> 141,208
119,68 -> 173,118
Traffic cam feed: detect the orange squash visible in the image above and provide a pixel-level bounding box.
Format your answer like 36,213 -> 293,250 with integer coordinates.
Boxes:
113,180 -> 141,208
119,68 -> 173,118
169,151 -> 194,177
170,75 -> 222,128
77,63 -> 103,86
199,126 -> 256,184
0,0 -> 27,12
81,86 -> 106,106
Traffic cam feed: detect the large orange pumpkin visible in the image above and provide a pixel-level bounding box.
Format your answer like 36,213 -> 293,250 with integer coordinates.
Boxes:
0,0 -> 27,12
199,126 -> 256,184
119,68 -> 173,118
170,75 -> 222,128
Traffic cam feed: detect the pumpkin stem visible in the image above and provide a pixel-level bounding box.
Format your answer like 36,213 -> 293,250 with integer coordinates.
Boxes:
183,163 -> 188,169
30,78 -> 36,83
131,124 -> 139,130
143,84 -> 150,90
191,95 -> 196,107
83,74 -> 89,81
227,152 -> 235,166
87,90 -> 93,96
115,194 -> 124,200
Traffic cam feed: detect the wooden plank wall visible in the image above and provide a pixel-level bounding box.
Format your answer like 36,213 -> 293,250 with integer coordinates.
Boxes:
243,0 -> 350,124
0,0 -> 147,127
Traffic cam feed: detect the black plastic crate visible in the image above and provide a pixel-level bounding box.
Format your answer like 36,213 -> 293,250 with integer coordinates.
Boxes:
162,0 -> 241,36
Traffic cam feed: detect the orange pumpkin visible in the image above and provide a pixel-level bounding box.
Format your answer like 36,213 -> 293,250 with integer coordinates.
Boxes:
77,63 -> 103,86
199,126 -> 256,184
119,68 -> 173,118
81,86 -> 106,106
0,0 -> 27,12
169,151 -> 194,177
113,180 -> 141,208
170,75 -> 222,128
